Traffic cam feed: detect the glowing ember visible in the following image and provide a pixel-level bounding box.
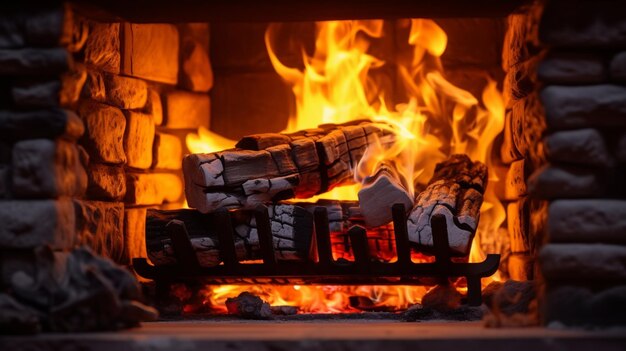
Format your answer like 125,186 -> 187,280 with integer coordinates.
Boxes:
185,19 -> 505,313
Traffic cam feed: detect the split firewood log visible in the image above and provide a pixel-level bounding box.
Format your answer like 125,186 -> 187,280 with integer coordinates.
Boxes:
406,154 -> 488,257
357,161 -> 414,228
183,121 -> 394,213
146,204 -> 313,267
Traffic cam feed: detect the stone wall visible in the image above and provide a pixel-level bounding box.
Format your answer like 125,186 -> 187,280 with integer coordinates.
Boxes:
525,0 -> 626,326
72,15 -> 212,266
0,3 -> 156,333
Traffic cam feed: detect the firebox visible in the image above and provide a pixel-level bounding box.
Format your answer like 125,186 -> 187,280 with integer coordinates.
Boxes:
1,0 -> 626,345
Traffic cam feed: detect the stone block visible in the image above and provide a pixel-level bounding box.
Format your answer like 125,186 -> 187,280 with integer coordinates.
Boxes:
60,62 -> 87,107
84,70 -> 148,110
539,0 -> 626,48
507,198 -> 530,253
501,8 -> 542,69
0,109 -> 84,141
12,139 -> 87,198
0,199 -> 75,249
543,285 -> 592,326
503,94 -> 547,170
164,90 -> 210,129
538,52 -> 606,84
84,22 -> 120,74
0,164 -> 10,198
211,72 -> 291,139
11,80 -> 60,108
86,163 -> 126,201
540,243 -> 626,282
152,132 -> 182,170
77,100 -> 126,165
503,56 -> 540,104
0,48 -> 69,76
610,51 -> 626,82
505,159 -> 527,200
527,165 -> 606,199
123,207 -> 148,265
123,111 -> 155,170
541,85 -> 626,129
121,23 -> 179,84
548,200 -> 626,244
144,89 -> 163,126
508,253 -> 534,281
0,9 -> 64,48
500,110 -> 523,164
125,173 -> 183,205
74,200 -> 125,263
179,23 -> 213,92
545,129 -> 613,167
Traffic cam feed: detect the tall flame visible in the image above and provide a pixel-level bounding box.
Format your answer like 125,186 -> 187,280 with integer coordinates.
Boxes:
187,19 -> 506,313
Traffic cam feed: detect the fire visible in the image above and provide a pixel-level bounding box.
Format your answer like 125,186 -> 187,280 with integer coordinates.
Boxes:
186,19 -> 505,313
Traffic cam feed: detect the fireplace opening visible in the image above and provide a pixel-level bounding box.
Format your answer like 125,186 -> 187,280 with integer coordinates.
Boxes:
2,0 -> 626,337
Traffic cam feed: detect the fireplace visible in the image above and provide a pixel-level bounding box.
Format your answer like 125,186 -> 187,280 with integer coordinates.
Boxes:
1,0 -> 626,342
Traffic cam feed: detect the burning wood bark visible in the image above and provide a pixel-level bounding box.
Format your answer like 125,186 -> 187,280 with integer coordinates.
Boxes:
183,120 -> 393,213
406,154 -> 488,256
146,204 -> 313,267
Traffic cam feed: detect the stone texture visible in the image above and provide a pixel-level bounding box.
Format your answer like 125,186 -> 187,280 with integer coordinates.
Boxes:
538,53 -> 605,84
60,63 -> 87,107
12,139 -> 87,198
125,173 -> 183,205
545,128 -> 613,167
211,72 -> 291,139
84,70 -> 148,110
86,163 -> 126,201
0,48 -> 69,76
501,7 -> 542,69
504,57 -> 540,104
74,200 -> 125,263
542,85 -> 626,129
11,80 -> 60,108
123,207 -> 148,265
527,165 -> 605,199
502,94 -> 547,170
122,23 -> 179,84
144,89 -> 163,126
164,90 -> 210,129
0,9 -> 64,48
539,0 -> 626,48
507,198 -> 532,254
0,199 -> 75,248
0,109 -> 84,141
548,200 -> 626,244
505,159 -> 526,200
610,51 -> 626,82
540,243 -> 626,282
508,253 -> 534,281
124,111 -> 154,170
77,100 -> 126,165
179,23 -> 213,92
545,285 -> 626,326
84,22 -> 120,74
152,132 -> 182,170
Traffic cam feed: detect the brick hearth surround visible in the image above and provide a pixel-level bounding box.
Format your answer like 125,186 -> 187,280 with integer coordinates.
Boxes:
1,0 -> 625,330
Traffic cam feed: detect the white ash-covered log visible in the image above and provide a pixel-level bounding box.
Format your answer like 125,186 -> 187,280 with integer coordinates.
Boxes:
407,154 -> 488,256
146,203 -> 314,267
357,161 -> 414,228
183,120 -> 393,213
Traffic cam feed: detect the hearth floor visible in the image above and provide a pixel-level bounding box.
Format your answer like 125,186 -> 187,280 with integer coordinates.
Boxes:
2,320 -> 625,351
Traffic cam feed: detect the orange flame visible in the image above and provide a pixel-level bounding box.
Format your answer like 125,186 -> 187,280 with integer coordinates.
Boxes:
187,19 -> 506,313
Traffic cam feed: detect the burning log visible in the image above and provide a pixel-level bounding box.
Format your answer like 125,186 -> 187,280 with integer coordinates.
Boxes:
183,121 -> 393,213
145,204 -> 313,267
225,292 -> 272,319
357,161 -> 414,228
406,154 -> 488,256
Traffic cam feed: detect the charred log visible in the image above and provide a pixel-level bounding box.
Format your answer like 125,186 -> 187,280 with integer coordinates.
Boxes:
406,154 -> 487,256
183,121 -> 393,213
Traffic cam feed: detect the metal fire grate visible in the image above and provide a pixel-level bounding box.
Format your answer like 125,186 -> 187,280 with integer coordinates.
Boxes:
133,203 -> 500,306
